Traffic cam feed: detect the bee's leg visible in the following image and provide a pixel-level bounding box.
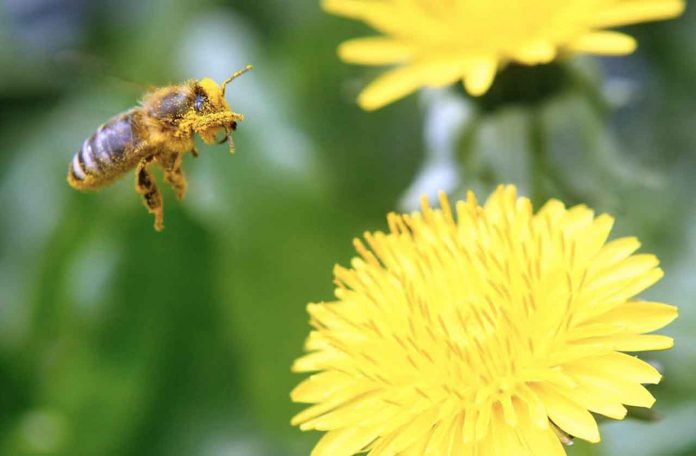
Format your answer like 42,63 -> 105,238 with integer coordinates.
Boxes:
162,152 -> 188,200
227,132 -> 236,154
135,157 -> 164,231
191,145 -> 199,158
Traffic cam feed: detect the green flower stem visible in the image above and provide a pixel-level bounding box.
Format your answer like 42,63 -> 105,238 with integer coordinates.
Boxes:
456,109 -> 499,191
529,106 -> 548,206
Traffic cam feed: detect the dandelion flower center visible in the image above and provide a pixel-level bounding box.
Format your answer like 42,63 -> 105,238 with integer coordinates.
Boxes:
292,186 -> 677,455
323,0 -> 685,109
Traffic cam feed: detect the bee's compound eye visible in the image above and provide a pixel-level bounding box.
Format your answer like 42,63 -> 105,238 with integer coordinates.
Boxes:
231,121 -> 238,131
194,94 -> 207,112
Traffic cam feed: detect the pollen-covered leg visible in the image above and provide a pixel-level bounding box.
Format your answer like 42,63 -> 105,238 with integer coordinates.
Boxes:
190,111 -> 244,154
162,152 -> 188,200
194,111 -> 244,131
224,132 -> 236,154
135,157 -> 164,231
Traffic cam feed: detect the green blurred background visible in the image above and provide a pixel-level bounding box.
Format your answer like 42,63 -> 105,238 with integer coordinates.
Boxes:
0,1 -> 694,455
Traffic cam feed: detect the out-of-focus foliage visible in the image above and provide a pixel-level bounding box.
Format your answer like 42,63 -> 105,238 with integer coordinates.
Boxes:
0,1 -> 694,455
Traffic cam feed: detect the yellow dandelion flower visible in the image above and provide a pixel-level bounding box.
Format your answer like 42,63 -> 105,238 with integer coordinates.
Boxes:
291,185 -> 677,455
323,0 -> 686,110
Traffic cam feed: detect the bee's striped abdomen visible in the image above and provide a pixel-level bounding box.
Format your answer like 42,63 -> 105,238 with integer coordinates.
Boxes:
69,110 -> 147,189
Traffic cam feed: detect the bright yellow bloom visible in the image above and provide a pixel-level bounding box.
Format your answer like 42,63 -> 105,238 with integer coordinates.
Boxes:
292,186 -> 677,455
323,0 -> 685,110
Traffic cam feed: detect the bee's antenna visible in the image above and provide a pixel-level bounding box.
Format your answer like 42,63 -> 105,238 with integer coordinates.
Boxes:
221,64 -> 253,96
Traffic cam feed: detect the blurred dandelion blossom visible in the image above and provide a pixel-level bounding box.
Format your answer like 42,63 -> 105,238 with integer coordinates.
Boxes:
291,185 -> 677,455
323,0 -> 685,110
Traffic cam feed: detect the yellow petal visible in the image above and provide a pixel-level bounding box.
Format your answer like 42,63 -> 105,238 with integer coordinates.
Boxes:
422,418 -> 457,455
578,268 -> 665,322
567,31 -> 637,55
575,333 -> 674,352
518,411 -> 567,456
322,0 -> 422,36
592,1 -> 686,28
358,65 -> 425,111
571,213 -> 615,265
338,37 -> 414,65
479,410 -> 531,456
566,383 -> 628,420
311,426 -> 378,456
569,352 -> 663,385
596,301 -> 678,334
304,331 -> 331,352
516,384 -> 549,429
536,198 -> 567,225
291,389 -> 378,427
514,40 -> 557,65
292,371 -> 358,403
292,349 -> 348,372
588,254 -> 660,287
369,408 -> 438,454
463,58 -> 498,96
299,396 -> 394,431
535,385 -> 600,443
592,237 -> 641,269
358,60 -> 464,110
564,363 -> 657,408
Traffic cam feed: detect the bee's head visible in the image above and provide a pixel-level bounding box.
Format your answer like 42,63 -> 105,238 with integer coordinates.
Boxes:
192,65 -> 252,147
194,65 -> 252,114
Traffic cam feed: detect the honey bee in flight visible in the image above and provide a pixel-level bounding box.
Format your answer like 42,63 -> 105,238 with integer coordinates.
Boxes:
68,65 -> 253,231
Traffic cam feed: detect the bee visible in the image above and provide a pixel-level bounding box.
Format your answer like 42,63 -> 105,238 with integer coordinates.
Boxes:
67,65 -> 252,231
